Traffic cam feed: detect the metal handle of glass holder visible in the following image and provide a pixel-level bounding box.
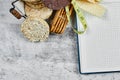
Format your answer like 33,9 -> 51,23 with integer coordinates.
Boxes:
9,0 -> 26,19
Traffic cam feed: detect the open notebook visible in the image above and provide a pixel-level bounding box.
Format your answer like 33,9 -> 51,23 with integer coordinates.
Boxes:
76,0 -> 120,73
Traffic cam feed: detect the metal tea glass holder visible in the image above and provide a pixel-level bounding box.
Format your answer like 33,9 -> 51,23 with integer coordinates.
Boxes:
10,0 -> 27,19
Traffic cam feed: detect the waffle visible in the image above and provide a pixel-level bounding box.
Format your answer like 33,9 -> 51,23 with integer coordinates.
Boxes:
50,6 -> 73,34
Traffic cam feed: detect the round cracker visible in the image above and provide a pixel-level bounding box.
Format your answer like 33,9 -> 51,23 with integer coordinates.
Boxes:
21,17 -> 49,42
25,0 -> 43,5
21,0 -> 40,3
25,1 -> 45,9
25,5 -> 53,20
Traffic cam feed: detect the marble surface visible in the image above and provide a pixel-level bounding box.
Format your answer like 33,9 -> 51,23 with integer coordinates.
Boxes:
0,0 -> 120,80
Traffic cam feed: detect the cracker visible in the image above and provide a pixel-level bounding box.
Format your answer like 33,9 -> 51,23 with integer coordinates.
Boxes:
21,17 -> 49,42
25,1 -> 45,9
25,4 -> 53,19
21,0 -> 40,3
27,1 -> 43,5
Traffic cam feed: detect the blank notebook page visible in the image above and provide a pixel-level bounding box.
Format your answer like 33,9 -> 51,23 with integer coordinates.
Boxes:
77,1 -> 120,73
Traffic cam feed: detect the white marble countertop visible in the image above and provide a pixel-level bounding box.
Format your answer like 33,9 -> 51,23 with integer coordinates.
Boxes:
0,0 -> 120,80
